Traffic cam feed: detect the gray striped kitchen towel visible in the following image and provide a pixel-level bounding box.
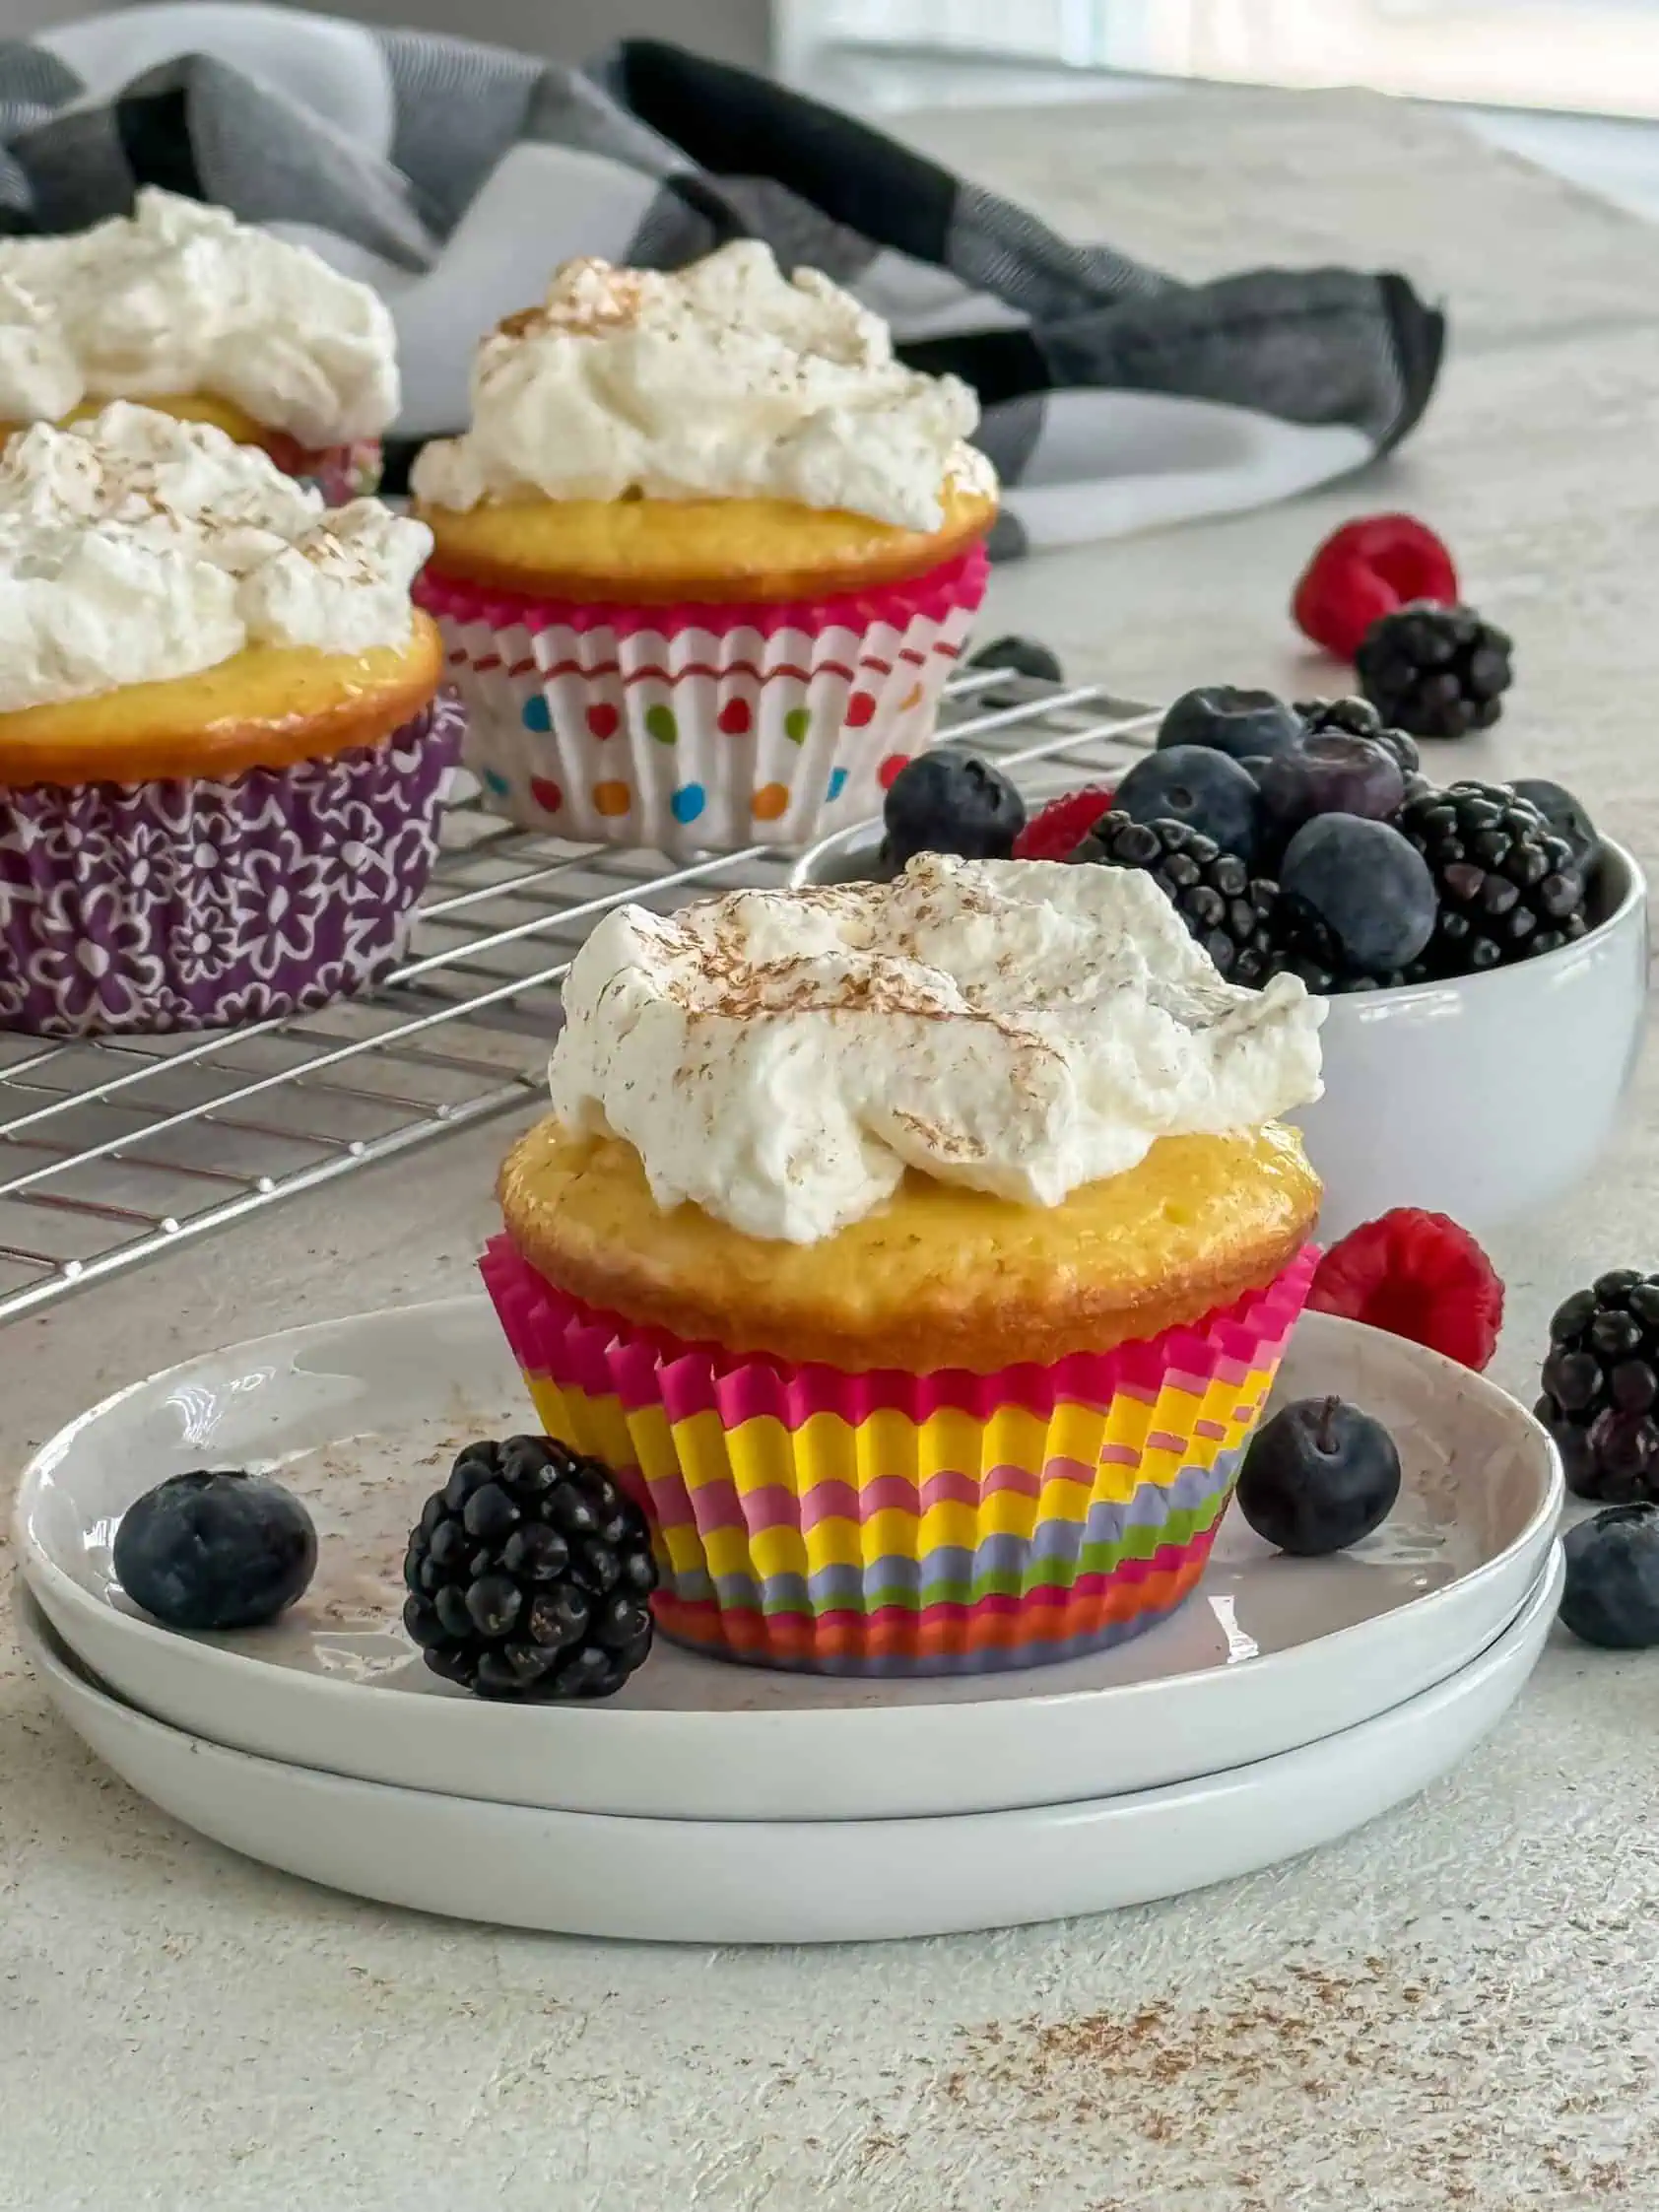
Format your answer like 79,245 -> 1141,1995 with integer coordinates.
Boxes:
0,6 -> 1444,553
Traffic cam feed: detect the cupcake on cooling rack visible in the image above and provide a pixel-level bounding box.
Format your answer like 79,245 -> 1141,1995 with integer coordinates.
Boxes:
0,403 -> 461,1037
480,854 -> 1325,1677
0,189 -> 398,502
412,241 -> 996,854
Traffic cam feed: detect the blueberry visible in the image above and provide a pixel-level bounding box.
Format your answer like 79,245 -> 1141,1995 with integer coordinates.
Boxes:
112,1469 -> 317,1633
1159,686 -> 1302,767
1257,733 -> 1405,844
1510,778 -> 1602,878
883,750 -> 1027,868
1559,1504 -> 1659,1647
1114,745 -> 1260,862
966,635 -> 1063,685
1236,1397 -> 1402,1557
1296,696 -> 1421,776
1279,814 -> 1437,975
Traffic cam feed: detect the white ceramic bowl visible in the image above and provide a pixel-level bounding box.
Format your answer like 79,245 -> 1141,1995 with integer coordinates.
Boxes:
17,1297 -> 1560,1822
790,825 -> 1649,1240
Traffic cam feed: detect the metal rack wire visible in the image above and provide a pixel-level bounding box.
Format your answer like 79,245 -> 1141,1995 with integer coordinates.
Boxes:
0,674 -> 1159,1323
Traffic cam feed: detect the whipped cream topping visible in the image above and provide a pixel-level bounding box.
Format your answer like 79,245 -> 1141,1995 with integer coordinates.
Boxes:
0,405 -> 431,711
0,189 -> 399,446
411,240 -> 993,529
548,854 -> 1325,1245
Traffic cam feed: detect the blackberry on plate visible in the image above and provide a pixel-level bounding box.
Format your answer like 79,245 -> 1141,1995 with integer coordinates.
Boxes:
882,750 -> 1026,869
1074,812 -> 1278,984
1398,781 -> 1587,975
1537,1272 -> 1659,1502
403,1436 -> 658,1700
1356,601 -> 1514,738
1294,695 -> 1421,775
1113,745 -> 1260,862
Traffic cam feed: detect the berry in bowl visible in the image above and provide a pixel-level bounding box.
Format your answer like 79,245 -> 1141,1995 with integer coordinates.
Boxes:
791,685 -> 1647,1240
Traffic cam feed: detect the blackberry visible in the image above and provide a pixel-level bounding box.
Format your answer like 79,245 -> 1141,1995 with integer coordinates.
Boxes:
1537,1274 -> 1659,1503
1294,695 -> 1421,775
403,1436 -> 657,1700
1355,602 -> 1513,738
1074,812 -> 1278,985
1398,781 -> 1587,974
1510,776 -> 1602,880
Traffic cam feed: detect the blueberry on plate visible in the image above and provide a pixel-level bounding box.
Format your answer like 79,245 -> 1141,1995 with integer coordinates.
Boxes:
112,1469 -> 317,1632
882,750 -> 1027,869
1559,1504 -> 1659,1648
1236,1397 -> 1403,1557
1510,777 -> 1602,879
1113,744 -> 1260,863
1279,813 -> 1438,976
1158,685 -> 1302,767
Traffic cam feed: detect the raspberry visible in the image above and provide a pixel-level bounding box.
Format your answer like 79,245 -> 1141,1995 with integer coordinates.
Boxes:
1012,785 -> 1116,860
1292,515 -> 1460,661
1308,1209 -> 1503,1372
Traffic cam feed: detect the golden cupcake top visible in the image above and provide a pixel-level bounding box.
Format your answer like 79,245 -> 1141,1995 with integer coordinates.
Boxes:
0,189 -> 399,447
411,240 -> 997,531
546,854 -> 1326,1247
0,404 -> 431,717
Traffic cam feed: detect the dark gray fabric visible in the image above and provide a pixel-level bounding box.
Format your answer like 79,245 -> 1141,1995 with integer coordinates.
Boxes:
0,18 -> 1446,545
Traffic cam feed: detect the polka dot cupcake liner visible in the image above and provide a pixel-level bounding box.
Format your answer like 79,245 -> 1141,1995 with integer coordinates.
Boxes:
416,546 -> 988,853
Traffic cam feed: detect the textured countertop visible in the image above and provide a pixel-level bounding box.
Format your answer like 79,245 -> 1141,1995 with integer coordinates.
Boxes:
6,87 -> 1659,2212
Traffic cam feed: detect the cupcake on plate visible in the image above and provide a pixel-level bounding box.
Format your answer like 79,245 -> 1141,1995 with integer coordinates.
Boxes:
0,403 -> 459,1036
0,189 -> 398,502
412,242 -> 996,854
481,854 -> 1325,1676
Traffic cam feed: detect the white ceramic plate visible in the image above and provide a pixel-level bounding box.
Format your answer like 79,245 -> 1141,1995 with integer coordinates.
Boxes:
17,1299 -> 1561,1820
16,1554 -> 1564,1942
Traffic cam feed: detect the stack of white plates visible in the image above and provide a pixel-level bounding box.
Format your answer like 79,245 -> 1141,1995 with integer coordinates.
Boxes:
15,1298 -> 1562,1943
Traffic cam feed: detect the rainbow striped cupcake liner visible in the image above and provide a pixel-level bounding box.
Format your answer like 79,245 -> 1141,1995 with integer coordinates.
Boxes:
481,1239 -> 1317,1678
417,546 -> 987,856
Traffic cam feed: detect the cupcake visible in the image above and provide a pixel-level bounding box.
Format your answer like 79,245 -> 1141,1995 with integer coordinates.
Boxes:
0,404 -> 459,1036
412,242 -> 996,854
481,854 -> 1325,1676
0,190 -> 398,501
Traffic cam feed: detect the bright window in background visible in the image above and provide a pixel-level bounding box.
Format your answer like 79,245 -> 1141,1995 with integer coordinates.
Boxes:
787,0 -> 1659,121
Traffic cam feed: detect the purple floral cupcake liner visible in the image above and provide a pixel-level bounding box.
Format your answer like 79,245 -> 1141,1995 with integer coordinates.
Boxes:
0,693 -> 463,1037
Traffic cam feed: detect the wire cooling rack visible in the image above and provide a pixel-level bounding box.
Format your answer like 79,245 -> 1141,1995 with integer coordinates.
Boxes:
0,674 -> 1159,1323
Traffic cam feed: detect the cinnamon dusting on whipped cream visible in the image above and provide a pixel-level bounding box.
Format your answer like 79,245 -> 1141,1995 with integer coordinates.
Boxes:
412,240 -> 994,529
0,403 -> 430,710
547,854 -> 1325,1244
